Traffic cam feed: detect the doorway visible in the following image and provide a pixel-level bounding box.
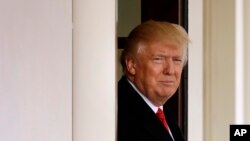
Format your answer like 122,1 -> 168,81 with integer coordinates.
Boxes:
117,0 -> 188,139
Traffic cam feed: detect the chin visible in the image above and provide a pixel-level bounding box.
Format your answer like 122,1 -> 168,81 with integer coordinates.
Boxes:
159,92 -> 173,99
163,89 -> 177,95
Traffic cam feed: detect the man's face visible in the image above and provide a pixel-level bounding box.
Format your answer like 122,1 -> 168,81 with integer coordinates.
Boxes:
132,41 -> 184,106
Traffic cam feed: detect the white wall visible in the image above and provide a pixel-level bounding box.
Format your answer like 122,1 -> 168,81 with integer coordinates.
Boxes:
0,0 -> 72,141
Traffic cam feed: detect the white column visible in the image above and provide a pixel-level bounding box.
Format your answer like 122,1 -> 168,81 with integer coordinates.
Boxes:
0,0 -> 72,141
188,0 -> 204,141
244,0 -> 250,123
73,0 -> 116,141
235,0 -> 244,124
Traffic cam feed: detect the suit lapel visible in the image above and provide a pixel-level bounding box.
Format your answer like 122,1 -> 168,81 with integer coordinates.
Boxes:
119,76 -> 183,141
164,106 -> 185,141
142,110 -> 174,141
124,78 -> 174,140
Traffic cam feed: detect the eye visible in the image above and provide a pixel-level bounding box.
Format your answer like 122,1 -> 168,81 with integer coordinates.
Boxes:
152,56 -> 165,64
173,58 -> 183,64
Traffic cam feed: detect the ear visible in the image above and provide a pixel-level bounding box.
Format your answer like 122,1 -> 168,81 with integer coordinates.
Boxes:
125,57 -> 136,75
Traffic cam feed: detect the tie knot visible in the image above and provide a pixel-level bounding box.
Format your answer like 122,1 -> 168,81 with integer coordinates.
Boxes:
156,108 -> 165,120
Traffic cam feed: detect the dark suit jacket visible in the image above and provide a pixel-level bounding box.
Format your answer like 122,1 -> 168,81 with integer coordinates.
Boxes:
118,76 -> 185,141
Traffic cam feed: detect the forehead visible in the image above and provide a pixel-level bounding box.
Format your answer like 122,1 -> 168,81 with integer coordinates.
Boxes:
142,41 -> 183,55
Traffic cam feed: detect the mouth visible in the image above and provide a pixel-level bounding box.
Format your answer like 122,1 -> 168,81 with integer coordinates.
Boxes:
160,80 -> 175,86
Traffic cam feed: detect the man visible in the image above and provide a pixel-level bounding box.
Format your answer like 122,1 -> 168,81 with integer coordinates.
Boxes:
118,20 -> 189,141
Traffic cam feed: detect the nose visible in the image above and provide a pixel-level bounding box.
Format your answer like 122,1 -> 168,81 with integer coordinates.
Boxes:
163,58 -> 174,75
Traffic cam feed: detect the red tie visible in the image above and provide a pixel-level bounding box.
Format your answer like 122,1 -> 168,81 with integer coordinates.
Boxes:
156,108 -> 169,130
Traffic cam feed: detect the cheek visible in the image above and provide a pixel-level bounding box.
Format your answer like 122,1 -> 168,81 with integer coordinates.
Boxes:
142,65 -> 159,77
175,68 -> 183,80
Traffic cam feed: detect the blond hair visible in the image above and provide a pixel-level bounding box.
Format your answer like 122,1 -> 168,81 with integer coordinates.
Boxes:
120,20 -> 190,71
